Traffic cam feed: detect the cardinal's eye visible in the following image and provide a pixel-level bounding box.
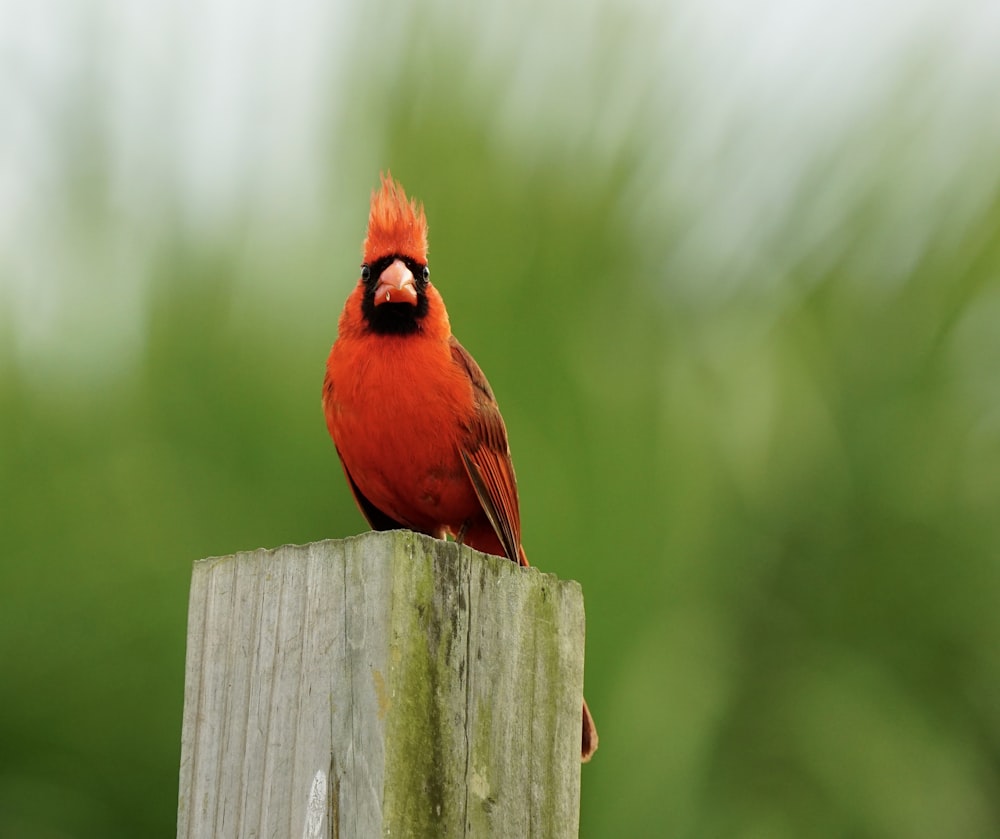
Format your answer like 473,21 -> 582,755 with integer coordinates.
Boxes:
361,264 -> 371,282
421,266 -> 430,282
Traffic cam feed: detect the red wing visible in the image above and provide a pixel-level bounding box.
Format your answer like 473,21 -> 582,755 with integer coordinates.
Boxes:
449,336 -> 524,565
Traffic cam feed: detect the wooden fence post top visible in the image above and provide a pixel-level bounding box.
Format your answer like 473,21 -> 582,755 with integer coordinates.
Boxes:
177,530 -> 586,838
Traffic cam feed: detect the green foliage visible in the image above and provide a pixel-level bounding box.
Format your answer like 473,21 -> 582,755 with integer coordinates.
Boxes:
3,9 -> 1000,838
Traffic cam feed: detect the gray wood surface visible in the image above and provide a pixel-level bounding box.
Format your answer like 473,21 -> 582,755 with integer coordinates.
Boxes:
176,530 -> 585,838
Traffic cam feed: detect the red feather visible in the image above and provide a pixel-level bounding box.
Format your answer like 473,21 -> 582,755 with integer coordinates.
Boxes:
323,174 -> 597,761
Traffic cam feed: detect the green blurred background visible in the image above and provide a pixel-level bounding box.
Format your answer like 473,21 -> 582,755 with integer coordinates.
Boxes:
3,1 -> 1000,836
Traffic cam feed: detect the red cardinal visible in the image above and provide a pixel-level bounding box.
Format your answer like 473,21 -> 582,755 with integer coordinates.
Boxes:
323,174 -> 597,762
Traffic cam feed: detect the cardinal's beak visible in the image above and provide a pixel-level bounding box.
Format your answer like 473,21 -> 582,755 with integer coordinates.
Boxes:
373,259 -> 418,306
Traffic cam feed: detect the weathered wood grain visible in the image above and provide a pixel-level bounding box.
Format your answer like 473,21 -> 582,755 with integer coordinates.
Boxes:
176,530 -> 585,838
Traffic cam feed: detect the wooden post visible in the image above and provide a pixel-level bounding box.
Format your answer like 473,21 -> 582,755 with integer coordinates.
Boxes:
176,530 -> 585,838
